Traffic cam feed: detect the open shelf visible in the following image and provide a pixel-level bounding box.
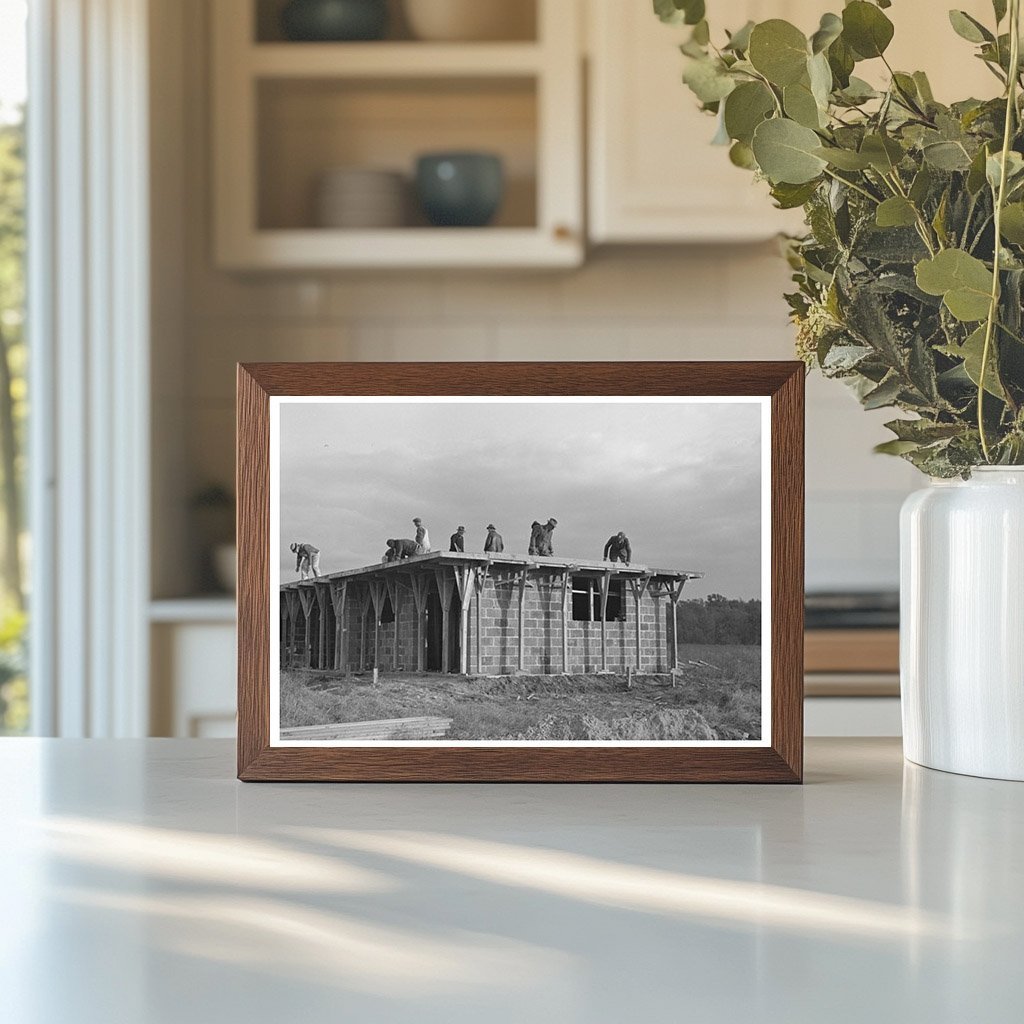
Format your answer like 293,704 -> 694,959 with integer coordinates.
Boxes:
213,0 -> 582,268
257,76 -> 538,232
254,0 -> 539,44
249,42 -> 544,77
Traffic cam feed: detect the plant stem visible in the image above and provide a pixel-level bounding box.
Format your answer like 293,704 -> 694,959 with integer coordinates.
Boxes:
979,0 -> 1021,462
822,167 -> 880,205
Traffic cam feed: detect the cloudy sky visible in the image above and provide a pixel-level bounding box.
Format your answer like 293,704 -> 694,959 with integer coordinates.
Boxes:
277,398 -> 765,599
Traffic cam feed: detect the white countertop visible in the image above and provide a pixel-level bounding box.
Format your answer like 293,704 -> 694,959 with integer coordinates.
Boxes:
0,738 -> 1019,1023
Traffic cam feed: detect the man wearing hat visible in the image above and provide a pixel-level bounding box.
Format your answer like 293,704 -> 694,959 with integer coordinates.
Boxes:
603,531 -> 632,564
290,540 -> 320,580
484,524 -> 504,553
413,517 -> 431,554
538,518 -> 557,556
449,526 -> 466,552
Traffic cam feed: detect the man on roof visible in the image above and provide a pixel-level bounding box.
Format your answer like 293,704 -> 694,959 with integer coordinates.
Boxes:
603,531 -> 632,565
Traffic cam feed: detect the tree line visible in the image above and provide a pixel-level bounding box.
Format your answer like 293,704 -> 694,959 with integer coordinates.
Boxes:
676,595 -> 761,646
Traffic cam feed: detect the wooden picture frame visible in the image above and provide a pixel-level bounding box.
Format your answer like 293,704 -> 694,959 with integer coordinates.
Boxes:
237,362 -> 804,782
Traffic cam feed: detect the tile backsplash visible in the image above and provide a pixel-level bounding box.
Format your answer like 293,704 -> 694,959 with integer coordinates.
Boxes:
179,246 -> 917,594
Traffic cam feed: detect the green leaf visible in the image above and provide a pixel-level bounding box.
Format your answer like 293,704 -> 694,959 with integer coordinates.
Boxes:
807,51 -> 833,109
939,326 -> 1006,398
810,12 -> 843,54
784,80 -> 824,129
827,35 -> 856,88
724,20 -> 755,53
814,146 -> 872,170
723,81 -> 775,144
913,71 -> 935,104
923,140 -> 972,171
862,374 -> 903,409
860,133 -> 904,173
876,197 -> 918,228
751,118 -> 828,184
842,1 -> 895,59
729,140 -> 757,169
748,20 -> 809,86
993,0 -> 1008,24
875,439 -> 922,455
986,150 -> 1024,191
909,164 -> 933,205
915,249 -> 994,322
967,144 -> 991,193
771,180 -> 820,209
948,10 -> 994,44
837,76 -> 879,104
1000,203 -> 1024,244
682,57 -> 736,104
653,0 -> 705,26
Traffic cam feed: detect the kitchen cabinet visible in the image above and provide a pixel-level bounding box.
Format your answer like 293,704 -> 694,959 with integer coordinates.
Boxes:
211,0 -> 583,269
587,0 -> 998,244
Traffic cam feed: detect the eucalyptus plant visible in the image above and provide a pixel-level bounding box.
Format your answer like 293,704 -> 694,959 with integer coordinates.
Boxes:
657,0 -> 1024,476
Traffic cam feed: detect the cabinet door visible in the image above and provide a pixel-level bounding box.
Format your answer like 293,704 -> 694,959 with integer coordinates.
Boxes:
588,0 -> 995,244
588,0 -> 811,243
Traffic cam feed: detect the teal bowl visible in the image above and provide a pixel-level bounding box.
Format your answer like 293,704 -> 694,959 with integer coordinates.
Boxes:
281,0 -> 388,42
415,153 -> 505,228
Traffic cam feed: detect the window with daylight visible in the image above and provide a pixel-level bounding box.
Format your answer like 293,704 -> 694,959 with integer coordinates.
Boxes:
571,577 -> 625,622
0,0 -> 27,735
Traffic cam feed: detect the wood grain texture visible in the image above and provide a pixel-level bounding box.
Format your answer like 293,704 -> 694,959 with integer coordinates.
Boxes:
236,361 -> 805,783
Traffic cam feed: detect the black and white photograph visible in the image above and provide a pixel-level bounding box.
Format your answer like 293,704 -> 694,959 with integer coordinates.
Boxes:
270,396 -> 769,746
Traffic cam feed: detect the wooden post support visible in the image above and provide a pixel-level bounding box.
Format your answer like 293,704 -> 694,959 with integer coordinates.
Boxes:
599,570 -> 611,673
385,576 -> 402,671
315,583 -> 330,670
433,568 -> 455,673
296,586 -> 315,669
629,576 -> 651,672
669,578 -> 687,672
475,562 -> 490,675
329,580 -> 348,671
561,569 -> 571,674
283,590 -> 299,667
367,580 -> 387,670
453,564 -> 476,676
355,584 -> 370,672
517,567 -> 529,673
409,572 -> 430,672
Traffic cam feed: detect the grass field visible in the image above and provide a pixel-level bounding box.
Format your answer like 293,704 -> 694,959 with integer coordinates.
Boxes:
279,643 -> 761,741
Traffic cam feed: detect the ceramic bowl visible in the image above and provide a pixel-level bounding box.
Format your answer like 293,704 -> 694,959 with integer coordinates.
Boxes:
415,152 -> 504,228
281,0 -> 388,42
316,168 -> 407,228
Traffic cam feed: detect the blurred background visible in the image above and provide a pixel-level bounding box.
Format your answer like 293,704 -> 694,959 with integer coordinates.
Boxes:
0,0 -> 997,740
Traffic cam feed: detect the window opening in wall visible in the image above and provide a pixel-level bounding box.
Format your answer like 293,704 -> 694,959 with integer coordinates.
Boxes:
571,577 -> 625,622
379,594 -> 395,624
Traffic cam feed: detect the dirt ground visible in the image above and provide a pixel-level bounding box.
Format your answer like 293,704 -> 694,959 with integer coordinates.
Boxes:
280,643 -> 762,741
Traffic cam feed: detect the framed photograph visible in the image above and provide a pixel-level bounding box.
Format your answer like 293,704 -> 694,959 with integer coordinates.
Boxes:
237,362 -> 803,782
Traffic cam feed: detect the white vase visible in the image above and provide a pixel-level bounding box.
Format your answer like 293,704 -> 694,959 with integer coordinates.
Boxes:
900,467 -> 1024,780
